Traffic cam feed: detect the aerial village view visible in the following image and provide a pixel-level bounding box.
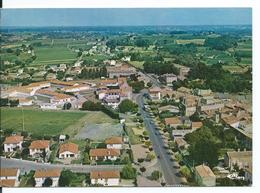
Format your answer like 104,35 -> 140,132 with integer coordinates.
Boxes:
0,8 -> 252,188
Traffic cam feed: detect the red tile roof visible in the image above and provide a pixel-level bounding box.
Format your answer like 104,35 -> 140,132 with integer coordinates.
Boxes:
4,135 -> 23,144
59,142 -> 79,154
29,140 -> 50,149
90,171 -> 120,179
90,148 -> 120,157
34,169 -> 61,178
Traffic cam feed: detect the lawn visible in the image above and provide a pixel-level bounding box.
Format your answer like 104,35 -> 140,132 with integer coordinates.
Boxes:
0,108 -> 87,136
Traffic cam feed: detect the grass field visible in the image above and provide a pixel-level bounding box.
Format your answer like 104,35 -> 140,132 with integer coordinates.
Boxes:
32,46 -> 77,65
129,61 -> 144,69
1,108 -> 118,137
0,108 -> 87,136
176,39 -> 205,45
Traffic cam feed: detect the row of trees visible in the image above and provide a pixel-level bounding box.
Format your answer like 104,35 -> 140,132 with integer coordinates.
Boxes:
78,67 -> 107,79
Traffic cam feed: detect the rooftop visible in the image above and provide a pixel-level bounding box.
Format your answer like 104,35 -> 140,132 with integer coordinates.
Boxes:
34,169 -> 61,178
195,164 -> 215,178
0,168 -> 19,177
90,148 -> 120,157
4,135 -> 23,144
90,171 -> 120,179
29,140 -> 50,149
59,142 -> 79,154
105,136 -> 123,145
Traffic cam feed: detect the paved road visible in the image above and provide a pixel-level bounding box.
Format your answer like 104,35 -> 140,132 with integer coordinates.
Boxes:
136,93 -> 183,186
0,157 -> 124,173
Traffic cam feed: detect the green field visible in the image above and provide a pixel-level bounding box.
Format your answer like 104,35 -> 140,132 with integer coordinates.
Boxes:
176,39 -> 205,45
0,108 -> 87,136
32,46 -> 77,65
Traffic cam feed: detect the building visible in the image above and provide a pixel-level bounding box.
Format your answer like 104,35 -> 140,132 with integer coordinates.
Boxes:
62,84 -> 90,93
107,65 -> 136,78
165,117 -> 182,128
34,169 -> 61,187
194,164 -> 216,186
58,142 -> 79,159
18,98 -> 33,106
224,150 -> 252,171
3,135 -> 24,152
191,122 -> 203,130
105,137 -> 123,149
29,140 -> 50,157
148,87 -> 161,101
160,73 -> 177,86
175,138 -> 189,150
194,89 -> 212,97
90,171 -> 120,186
0,168 -> 20,187
59,135 -> 66,143
89,148 -> 120,161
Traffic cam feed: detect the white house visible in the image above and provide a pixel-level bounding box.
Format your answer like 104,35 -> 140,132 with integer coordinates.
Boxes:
58,142 -> 79,159
194,164 -> 216,186
34,169 -> 61,187
59,135 -> 66,143
4,135 -> 24,152
105,136 -> 123,149
29,140 -> 50,157
90,171 -> 120,186
89,148 -> 120,161
18,98 -> 33,106
149,87 -> 161,101
0,168 -> 20,187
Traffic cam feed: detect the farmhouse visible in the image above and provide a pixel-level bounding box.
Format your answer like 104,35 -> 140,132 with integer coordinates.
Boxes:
194,164 -> 216,186
58,142 -> 79,159
34,169 -> 61,187
0,168 -> 20,187
105,136 -> 124,149
90,171 -> 120,186
89,148 -> 120,161
29,140 -> 50,157
3,135 -> 24,152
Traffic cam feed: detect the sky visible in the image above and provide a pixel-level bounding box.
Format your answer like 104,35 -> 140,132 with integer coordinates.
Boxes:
0,8 -> 252,27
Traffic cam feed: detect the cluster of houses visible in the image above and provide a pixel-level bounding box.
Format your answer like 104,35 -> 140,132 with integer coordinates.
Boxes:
1,135 -> 125,187
0,167 -> 121,187
96,77 -> 133,109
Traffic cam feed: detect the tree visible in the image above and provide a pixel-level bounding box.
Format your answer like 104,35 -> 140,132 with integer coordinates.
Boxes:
121,164 -> 136,179
59,170 -> 74,187
140,167 -> 146,174
179,166 -> 192,180
83,152 -> 90,165
42,177 -> 53,187
118,99 -> 137,113
63,102 -> 72,110
150,170 -> 162,181
81,101 -> 102,111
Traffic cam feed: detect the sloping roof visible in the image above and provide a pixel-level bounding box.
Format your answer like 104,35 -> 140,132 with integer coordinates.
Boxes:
222,115 -> 240,125
29,140 -> 50,149
165,117 -> 182,125
0,168 -> 19,177
149,87 -> 161,93
59,142 -> 79,154
89,148 -> 120,157
90,171 -> 120,179
4,135 -> 23,144
36,89 -> 73,100
192,122 -> 203,129
34,169 -> 61,178
226,151 -> 252,160
0,179 -> 16,187
195,165 -> 215,178
105,136 -> 123,145
175,138 -> 188,147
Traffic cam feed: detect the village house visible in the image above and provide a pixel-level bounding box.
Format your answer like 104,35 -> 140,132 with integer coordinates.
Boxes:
181,95 -> 198,116
224,150 -> 252,171
222,115 -> 240,129
160,73 -> 178,86
199,96 -> 224,112
18,98 -> 33,106
148,87 -> 161,101
3,135 -> 24,152
58,142 -> 79,159
165,117 -> 183,128
90,171 -> 120,186
194,89 -> 212,97
106,64 -> 136,78
59,135 -> 66,143
105,136 -> 124,149
175,138 -> 189,150
89,148 -> 120,161
0,168 -> 20,187
191,121 -> 203,130
29,140 -> 50,157
194,164 -> 216,186
61,83 -> 91,93
34,169 -> 61,187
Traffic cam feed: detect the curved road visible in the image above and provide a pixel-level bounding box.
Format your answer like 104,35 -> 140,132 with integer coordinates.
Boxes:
136,93 -> 183,186
0,157 -> 124,173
